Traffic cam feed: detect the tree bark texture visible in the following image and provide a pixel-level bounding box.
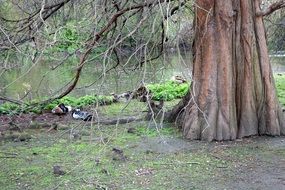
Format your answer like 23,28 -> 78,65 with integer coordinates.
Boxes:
172,0 -> 285,141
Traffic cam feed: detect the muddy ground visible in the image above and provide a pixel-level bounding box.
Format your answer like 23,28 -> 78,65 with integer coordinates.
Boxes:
0,102 -> 284,190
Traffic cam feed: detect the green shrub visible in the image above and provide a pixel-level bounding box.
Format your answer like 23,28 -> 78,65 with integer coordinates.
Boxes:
0,102 -> 19,114
147,81 -> 189,101
0,95 -> 114,115
46,95 -> 114,109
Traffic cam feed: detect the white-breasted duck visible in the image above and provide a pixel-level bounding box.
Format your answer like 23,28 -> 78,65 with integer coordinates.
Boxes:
72,109 -> 93,121
121,91 -> 132,101
52,103 -> 72,114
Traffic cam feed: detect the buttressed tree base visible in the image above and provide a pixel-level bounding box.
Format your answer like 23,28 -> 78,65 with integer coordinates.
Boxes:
168,0 -> 285,141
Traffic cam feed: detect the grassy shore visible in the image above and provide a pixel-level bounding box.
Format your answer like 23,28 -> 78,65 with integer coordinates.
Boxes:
0,77 -> 284,189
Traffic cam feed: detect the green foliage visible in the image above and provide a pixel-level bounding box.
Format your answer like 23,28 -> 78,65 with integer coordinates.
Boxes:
78,95 -> 114,107
43,20 -> 109,62
45,21 -> 89,55
0,102 -> 45,115
275,74 -> 285,106
0,102 -> 19,114
147,81 -> 189,101
0,2 -> 21,26
1,76 -> 284,115
44,95 -> 114,110
57,25 -> 79,53
0,95 -> 114,115
0,81 -> 189,114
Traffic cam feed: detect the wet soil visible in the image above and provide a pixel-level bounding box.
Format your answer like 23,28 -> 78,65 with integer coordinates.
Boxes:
0,112 -> 69,131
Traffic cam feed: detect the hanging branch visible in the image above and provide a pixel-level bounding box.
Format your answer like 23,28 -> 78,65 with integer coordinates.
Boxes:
256,0 -> 285,17
0,0 -> 72,50
0,96 -> 23,105
43,0 -> 176,103
0,0 -> 178,107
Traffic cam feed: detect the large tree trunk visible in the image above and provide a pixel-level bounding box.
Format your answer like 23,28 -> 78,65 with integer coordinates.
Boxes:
168,0 -> 285,141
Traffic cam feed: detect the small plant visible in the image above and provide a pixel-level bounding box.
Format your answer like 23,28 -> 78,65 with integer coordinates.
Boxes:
147,81 -> 189,101
0,102 -> 19,114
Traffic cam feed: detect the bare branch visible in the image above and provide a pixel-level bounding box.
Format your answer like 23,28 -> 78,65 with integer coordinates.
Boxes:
256,0 -> 285,16
46,0 -> 176,102
0,0 -> 71,50
0,96 -> 23,105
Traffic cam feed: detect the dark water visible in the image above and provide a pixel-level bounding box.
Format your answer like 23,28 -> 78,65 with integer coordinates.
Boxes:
0,53 -> 284,101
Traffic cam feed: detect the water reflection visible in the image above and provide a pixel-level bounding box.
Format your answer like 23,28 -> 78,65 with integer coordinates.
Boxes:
0,53 -> 284,100
0,52 -> 193,100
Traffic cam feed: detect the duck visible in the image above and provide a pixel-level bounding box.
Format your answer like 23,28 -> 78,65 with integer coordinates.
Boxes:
121,91 -> 132,101
111,91 -> 133,102
71,109 -> 93,121
170,75 -> 187,84
51,103 -> 72,114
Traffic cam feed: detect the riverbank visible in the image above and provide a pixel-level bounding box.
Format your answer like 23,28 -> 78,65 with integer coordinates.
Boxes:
0,78 -> 285,189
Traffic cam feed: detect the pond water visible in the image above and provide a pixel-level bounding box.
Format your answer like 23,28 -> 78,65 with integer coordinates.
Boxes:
0,53 -> 284,101
0,52 -> 192,100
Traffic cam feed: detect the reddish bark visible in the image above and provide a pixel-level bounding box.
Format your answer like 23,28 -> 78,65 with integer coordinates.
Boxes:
168,0 -> 285,141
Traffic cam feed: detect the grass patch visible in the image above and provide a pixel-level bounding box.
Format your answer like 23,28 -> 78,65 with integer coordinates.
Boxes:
97,101 -> 146,117
0,123 -> 225,190
0,100 -> 284,189
275,74 -> 285,106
